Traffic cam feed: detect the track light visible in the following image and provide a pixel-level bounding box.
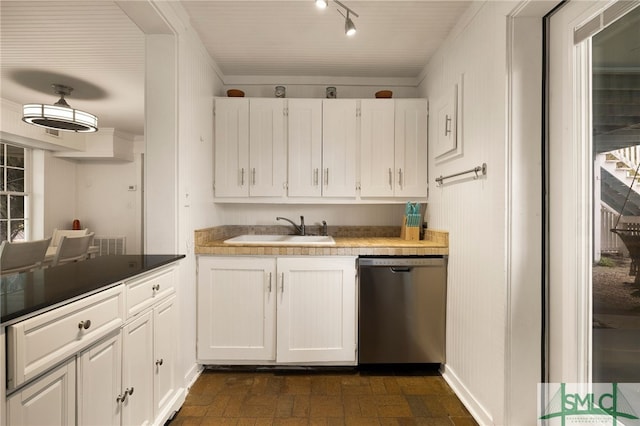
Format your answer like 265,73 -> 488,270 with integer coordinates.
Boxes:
344,11 -> 356,36
316,0 -> 359,37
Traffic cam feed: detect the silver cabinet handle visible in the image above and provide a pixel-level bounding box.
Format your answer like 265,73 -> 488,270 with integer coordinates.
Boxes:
388,168 -> 393,189
268,272 -> 272,292
324,169 -> 329,186
280,272 -> 284,293
314,168 -> 319,186
252,168 -> 256,185
445,115 -> 452,136
78,320 -> 91,330
241,168 -> 245,185
398,168 -> 403,188
116,387 -> 134,403
152,284 -> 160,292
155,359 -> 164,366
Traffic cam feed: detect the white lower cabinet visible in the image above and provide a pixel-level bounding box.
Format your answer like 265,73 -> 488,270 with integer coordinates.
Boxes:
4,264 -> 182,426
197,256 -> 357,365
122,311 -> 154,426
78,332 -> 122,425
153,296 -> 178,421
7,359 -> 76,426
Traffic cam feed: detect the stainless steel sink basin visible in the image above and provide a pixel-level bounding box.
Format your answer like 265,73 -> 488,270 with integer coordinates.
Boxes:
223,234 -> 336,246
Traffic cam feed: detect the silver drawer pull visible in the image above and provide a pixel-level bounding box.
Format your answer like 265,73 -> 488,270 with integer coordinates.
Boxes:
78,320 -> 91,330
116,393 -> 126,403
127,387 -> 134,396
155,359 -> 164,366
152,284 -> 160,291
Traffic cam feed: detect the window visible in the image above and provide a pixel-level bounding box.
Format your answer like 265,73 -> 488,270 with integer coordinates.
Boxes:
0,143 -> 28,242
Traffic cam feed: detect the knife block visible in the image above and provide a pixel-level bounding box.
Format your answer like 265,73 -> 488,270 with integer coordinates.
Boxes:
400,216 -> 420,241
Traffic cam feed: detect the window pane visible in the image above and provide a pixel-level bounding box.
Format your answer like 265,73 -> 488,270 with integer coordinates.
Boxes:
0,166 -> 4,191
0,143 -> 5,167
9,195 -> 24,219
7,168 -> 24,192
0,194 -> 6,220
0,220 -> 6,242
6,168 -> 24,193
6,145 -> 24,168
592,5 -> 640,383
10,220 -> 24,242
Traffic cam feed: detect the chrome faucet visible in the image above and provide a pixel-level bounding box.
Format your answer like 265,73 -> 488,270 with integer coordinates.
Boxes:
276,216 -> 305,236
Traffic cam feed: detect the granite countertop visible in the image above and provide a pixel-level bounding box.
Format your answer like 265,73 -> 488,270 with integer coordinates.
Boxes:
0,254 -> 185,326
194,226 -> 448,257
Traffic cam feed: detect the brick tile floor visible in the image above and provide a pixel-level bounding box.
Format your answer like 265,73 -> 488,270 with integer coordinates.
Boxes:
167,366 -> 478,426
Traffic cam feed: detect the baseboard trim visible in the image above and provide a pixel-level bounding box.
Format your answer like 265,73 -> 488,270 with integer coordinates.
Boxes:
441,364 -> 494,425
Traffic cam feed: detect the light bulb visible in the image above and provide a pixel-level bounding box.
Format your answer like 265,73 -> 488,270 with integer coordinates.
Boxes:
315,0 -> 328,9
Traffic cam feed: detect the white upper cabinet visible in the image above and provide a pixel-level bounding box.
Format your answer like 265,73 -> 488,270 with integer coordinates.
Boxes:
394,99 -> 428,198
360,99 -> 396,197
287,99 -> 323,197
322,99 -> 358,198
360,99 -> 428,198
214,98 -> 286,197
214,98 -> 249,197
214,96 -> 426,202
249,98 -> 287,197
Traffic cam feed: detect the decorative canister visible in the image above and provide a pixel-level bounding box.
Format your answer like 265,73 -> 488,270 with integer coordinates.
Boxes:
72,219 -> 81,230
326,87 -> 337,99
275,86 -> 286,98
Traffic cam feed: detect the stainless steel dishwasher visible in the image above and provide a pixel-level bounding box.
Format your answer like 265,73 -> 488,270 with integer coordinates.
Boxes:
358,256 -> 447,364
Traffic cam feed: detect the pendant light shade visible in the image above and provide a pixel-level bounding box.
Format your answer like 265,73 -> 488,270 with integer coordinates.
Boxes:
22,84 -> 98,133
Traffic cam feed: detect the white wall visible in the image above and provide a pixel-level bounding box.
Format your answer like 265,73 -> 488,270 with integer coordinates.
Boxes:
217,203 -> 404,227
43,153 -> 78,233
222,83 -> 419,100
418,1 -> 551,424
75,157 -> 143,254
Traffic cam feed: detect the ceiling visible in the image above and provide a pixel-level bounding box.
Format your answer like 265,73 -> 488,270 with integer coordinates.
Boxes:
0,1 -> 471,136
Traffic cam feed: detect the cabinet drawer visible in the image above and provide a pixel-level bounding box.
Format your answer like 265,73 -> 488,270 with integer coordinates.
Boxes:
126,266 -> 175,318
7,285 -> 124,390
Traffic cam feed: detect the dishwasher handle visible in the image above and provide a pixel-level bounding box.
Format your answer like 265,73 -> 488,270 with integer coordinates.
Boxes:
390,267 -> 412,273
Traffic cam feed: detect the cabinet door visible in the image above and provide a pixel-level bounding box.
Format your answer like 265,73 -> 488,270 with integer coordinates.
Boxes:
153,296 -> 177,419
287,99 -> 323,197
78,332 -> 122,426
122,311 -> 154,426
249,99 -> 286,197
7,359 -> 75,426
395,99 -> 428,198
360,99 -> 396,197
276,257 -> 357,363
322,100 -> 357,197
197,257 -> 277,362
214,98 -> 249,197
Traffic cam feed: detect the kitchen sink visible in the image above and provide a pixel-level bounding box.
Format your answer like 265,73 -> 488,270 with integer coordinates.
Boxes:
223,234 -> 336,246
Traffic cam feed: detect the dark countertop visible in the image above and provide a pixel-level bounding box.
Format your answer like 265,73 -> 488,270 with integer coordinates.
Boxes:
0,254 -> 184,326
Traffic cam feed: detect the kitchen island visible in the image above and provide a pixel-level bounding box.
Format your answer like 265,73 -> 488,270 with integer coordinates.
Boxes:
1,254 -> 185,426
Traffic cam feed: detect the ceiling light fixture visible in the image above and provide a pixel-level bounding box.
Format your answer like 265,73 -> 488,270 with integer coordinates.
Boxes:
22,84 -> 98,133
316,0 -> 359,36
